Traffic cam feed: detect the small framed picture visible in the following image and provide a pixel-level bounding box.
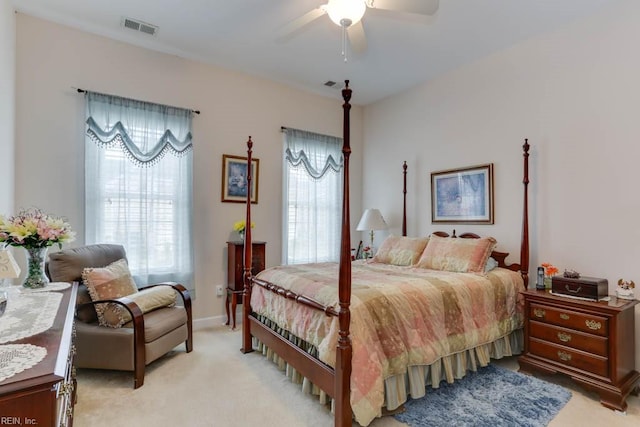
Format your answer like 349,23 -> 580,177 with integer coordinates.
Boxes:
431,163 -> 494,224
221,154 -> 259,204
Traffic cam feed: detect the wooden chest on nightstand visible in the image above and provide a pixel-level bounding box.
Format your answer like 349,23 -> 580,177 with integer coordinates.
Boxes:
551,275 -> 608,301
518,289 -> 639,412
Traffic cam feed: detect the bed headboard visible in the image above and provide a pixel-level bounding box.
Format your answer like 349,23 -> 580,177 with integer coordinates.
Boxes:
401,139 -> 530,287
431,230 -> 518,273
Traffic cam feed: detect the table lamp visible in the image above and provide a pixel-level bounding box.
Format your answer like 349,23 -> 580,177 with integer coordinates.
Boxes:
0,249 -> 21,287
356,208 -> 388,256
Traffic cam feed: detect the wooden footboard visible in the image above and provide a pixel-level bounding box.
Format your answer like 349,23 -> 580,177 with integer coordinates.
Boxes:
247,277 -> 341,397
240,80 -> 531,426
248,315 -> 335,395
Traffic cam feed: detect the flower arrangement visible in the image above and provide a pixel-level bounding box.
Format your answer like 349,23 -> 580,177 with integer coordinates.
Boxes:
362,246 -> 371,259
233,220 -> 255,234
0,208 -> 75,249
541,263 -> 559,278
540,262 -> 558,290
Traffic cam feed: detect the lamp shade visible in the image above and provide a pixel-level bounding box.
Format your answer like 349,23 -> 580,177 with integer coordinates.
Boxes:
0,250 -> 21,279
356,209 -> 388,231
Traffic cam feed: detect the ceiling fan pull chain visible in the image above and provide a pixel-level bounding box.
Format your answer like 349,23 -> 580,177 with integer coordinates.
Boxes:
341,23 -> 348,62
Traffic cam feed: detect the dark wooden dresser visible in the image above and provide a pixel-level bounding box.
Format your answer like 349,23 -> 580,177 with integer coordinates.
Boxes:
0,284 -> 78,426
225,241 -> 266,329
519,289 -> 639,411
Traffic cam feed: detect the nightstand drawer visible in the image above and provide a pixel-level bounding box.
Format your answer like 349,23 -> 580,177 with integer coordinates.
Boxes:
530,320 -> 608,357
530,338 -> 608,378
529,303 -> 608,337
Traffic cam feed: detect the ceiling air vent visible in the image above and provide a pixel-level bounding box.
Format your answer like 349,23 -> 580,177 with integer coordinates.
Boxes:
122,17 -> 158,36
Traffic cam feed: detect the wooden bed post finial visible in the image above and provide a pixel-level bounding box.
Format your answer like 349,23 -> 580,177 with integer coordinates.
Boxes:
241,136 -> 254,354
336,79 -> 353,427
520,139 -> 530,287
402,161 -> 407,237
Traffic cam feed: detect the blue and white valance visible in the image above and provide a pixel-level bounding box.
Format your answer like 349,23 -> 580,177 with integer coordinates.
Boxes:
85,91 -> 193,167
283,128 -> 343,180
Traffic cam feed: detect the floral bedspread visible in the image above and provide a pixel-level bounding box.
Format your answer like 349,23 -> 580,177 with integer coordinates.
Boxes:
251,261 -> 524,426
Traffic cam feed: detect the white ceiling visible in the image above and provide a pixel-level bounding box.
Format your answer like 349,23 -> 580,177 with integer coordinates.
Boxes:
12,0 -> 618,105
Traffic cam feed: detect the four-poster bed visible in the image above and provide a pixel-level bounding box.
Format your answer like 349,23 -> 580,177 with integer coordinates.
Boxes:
240,81 -> 531,426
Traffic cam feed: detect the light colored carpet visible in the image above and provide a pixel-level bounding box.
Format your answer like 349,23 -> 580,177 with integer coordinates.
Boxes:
74,325 -> 640,427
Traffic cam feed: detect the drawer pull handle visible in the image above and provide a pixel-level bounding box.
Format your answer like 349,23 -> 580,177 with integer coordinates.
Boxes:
564,285 -> 582,294
557,332 -> 572,343
557,351 -> 572,362
585,319 -> 602,330
533,308 -> 545,318
559,313 -> 570,320
59,382 -> 72,396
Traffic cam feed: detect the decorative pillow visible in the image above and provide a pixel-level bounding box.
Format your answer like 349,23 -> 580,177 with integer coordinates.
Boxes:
484,257 -> 499,272
82,258 -> 139,328
118,286 -> 177,324
416,234 -> 496,273
372,235 -> 429,266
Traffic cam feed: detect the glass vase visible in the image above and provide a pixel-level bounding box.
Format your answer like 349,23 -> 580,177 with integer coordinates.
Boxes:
544,276 -> 552,290
22,247 -> 50,289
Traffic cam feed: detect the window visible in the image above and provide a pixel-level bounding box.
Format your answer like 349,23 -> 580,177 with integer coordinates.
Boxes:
84,92 -> 194,290
283,128 -> 342,264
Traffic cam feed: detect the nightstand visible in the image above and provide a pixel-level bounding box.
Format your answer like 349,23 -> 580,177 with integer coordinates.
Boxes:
225,241 -> 266,329
518,289 -> 639,411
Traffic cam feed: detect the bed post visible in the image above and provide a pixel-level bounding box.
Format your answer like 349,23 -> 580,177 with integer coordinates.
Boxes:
241,136 -> 254,354
402,161 -> 407,237
520,139 -> 530,288
335,80 -> 353,427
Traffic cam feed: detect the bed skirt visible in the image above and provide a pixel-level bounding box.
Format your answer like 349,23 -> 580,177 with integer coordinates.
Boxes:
252,315 -> 524,419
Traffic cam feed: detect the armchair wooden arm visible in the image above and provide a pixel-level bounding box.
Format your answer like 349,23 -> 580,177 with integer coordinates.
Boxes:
76,296 -> 146,388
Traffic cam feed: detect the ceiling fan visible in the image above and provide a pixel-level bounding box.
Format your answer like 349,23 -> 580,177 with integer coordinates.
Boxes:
278,0 -> 440,58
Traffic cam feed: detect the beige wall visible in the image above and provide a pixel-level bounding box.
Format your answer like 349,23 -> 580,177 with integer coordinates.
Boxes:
0,0 -> 15,215
364,0 -> 640,365
13,2 -> 639,365
14,14 -> 363,322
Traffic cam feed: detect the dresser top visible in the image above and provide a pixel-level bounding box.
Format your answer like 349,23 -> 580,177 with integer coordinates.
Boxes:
522,288 -> 638,310
0,283 -> 78,394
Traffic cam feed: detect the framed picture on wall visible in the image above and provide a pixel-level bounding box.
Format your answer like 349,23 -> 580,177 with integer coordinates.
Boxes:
431,163 -> 494,224
221,154 -> 259,203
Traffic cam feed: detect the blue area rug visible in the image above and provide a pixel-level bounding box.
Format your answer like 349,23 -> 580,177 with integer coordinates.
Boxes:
393,364 -> 571,427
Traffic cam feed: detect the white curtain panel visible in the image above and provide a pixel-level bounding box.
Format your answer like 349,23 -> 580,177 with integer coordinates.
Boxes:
283,128 -> 343,264
84,92 -> 194,290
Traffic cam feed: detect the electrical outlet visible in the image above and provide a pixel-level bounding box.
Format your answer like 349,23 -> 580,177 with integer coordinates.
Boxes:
216,285 -> 224,297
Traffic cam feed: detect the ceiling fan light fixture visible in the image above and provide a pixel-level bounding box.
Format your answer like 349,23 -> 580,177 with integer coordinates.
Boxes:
326,0 -> 366,27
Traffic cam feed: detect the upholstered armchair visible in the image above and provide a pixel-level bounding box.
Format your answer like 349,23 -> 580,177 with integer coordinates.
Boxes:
46,244 -> 193,389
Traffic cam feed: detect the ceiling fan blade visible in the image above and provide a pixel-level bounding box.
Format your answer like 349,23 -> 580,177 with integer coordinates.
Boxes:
276,7 -> 327,41
347,21 -> 367,54
368,0 -> 439,16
